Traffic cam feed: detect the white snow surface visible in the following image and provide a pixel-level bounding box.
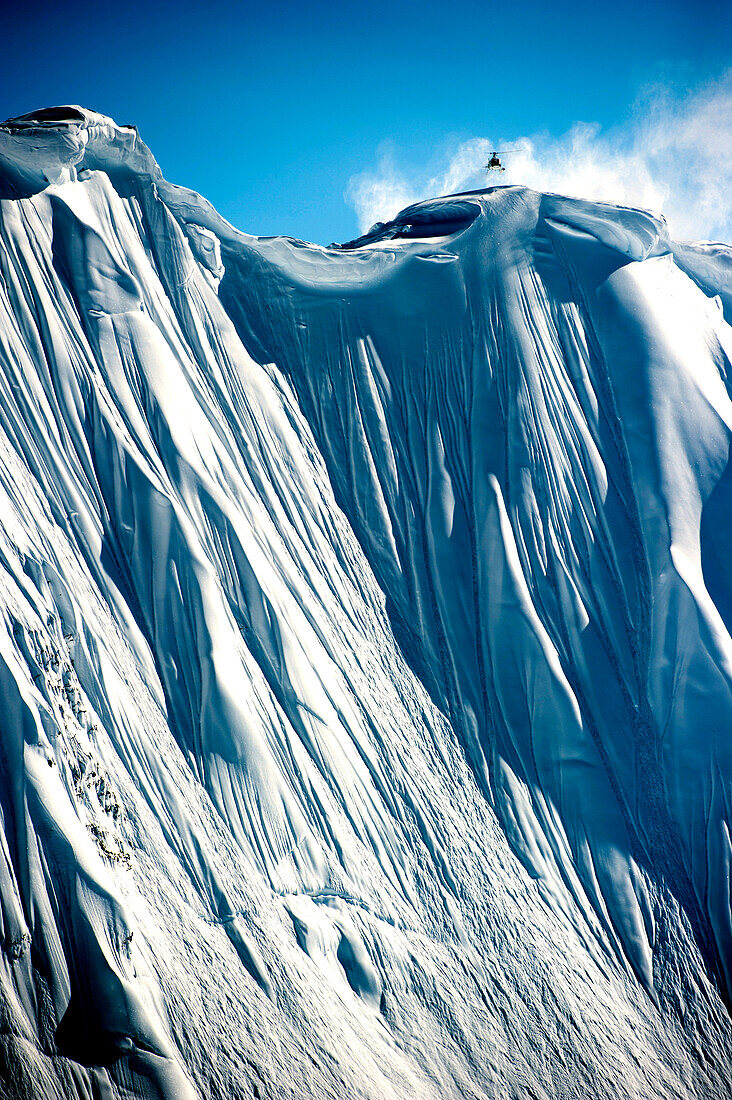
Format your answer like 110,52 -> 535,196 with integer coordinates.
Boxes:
0,107 -> 731,1098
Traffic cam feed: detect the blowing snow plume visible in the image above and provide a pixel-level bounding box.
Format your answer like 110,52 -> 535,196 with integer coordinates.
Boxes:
0,106 -> 732,1100
347,72 -> 732,242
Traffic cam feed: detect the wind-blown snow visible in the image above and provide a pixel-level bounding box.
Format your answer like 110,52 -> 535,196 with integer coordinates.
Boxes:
347,71 -> 732,242
0,107 -> 731,1099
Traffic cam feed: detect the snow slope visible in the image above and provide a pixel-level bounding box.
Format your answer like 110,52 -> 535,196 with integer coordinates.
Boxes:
0,107 -> 731,1098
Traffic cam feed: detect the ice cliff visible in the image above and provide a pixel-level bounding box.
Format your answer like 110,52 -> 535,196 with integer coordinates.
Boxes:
0,106 -> 731,1098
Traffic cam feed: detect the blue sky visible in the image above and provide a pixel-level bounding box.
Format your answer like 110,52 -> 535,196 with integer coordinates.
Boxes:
3,0 -> 730,243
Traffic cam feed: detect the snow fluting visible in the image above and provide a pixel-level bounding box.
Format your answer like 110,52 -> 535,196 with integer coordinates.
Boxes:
0,106 -> 731,1098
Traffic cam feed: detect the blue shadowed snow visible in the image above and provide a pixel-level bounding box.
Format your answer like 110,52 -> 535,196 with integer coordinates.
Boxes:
0,107 -> 731,1099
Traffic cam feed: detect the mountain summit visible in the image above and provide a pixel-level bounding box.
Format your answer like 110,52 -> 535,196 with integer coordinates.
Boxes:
1,107 -> 731,1099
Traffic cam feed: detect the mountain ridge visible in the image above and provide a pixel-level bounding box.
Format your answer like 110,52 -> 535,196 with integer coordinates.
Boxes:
0,105 -> 731,1099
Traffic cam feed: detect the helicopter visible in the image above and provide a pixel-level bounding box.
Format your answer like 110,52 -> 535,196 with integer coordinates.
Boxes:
484,150 -> 515,173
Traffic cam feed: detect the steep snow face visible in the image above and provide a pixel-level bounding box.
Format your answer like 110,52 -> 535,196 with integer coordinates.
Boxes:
223,186 -> 732,992
0,108 -> 731,1099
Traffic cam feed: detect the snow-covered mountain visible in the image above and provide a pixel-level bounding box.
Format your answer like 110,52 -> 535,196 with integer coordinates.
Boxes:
0,106 -> 731,1099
